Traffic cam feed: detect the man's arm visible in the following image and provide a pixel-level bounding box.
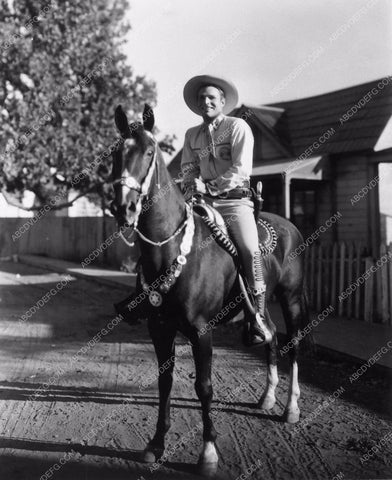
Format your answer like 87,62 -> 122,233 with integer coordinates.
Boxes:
207,119 -> 253,195
180,130 -> 200,200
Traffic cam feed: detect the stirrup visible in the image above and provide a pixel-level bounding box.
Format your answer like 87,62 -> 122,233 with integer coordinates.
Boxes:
242,322 -> 265,347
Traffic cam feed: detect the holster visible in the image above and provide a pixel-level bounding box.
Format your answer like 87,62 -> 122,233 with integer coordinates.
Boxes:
251,181 -> 264,222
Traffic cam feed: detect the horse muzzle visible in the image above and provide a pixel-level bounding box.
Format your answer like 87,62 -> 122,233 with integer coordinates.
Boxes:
110,201 -> 128,226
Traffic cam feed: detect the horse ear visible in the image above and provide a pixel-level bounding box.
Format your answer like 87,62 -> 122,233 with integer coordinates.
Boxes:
143,104 -> 154,132
115,105 -> 131,138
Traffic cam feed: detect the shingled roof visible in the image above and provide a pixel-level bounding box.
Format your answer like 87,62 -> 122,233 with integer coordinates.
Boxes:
264,76 -> 392,156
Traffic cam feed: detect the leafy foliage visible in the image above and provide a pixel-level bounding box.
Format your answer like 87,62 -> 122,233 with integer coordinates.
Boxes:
0,0 -> 159,210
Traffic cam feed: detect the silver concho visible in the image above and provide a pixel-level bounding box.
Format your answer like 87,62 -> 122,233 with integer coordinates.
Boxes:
180,244 -> 191,255
174,265 -> 182,277
177,255 -> 187,265
159,283 -> 170,293
149,290 -> 163,307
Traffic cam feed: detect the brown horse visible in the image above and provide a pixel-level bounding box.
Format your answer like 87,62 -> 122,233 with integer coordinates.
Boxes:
111,104 -> 310,475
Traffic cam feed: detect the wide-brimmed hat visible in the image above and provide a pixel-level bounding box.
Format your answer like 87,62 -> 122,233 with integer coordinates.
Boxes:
183,75 -> 239,115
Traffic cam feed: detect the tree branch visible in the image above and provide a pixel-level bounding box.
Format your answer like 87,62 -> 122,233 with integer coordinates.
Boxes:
2,188 -> 96,212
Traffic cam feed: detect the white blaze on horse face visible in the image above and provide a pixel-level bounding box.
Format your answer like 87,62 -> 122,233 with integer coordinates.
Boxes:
123,137 -> 152,184
120,169 -> 136,212
121,138 -> 144,215
123,138 -> 138,175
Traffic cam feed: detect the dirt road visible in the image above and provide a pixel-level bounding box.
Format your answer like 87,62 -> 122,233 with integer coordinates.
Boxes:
0,260 -> 391,480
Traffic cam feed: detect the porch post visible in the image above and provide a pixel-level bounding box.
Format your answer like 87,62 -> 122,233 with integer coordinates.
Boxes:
283,175 -> 291,219
367,160 -> 380,257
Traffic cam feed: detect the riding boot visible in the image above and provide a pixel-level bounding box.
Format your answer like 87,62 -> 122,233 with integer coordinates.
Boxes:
247,288 -> 267,346
246,249 -> 268,346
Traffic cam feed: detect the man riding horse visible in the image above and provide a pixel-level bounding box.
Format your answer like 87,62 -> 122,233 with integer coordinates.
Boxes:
115,74 -> 267,345
181,74 -> 266,344
111,96 -> 309,469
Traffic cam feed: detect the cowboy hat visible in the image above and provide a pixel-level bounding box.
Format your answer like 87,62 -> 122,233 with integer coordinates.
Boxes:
183,75 -> 239,115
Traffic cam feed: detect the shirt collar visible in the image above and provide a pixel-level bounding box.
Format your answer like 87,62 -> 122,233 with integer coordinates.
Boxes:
203,114 -> 224,131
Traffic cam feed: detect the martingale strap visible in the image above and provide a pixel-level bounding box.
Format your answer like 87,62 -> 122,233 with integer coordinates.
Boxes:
140,204 -> 195,308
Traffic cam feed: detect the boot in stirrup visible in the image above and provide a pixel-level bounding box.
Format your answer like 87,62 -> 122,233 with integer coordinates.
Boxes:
247,289 -> 266,346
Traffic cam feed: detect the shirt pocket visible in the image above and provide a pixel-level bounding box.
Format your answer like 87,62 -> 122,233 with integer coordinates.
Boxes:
216,144 -> 232,162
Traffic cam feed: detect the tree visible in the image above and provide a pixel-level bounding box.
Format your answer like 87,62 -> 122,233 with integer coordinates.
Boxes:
0,0 -> 160,213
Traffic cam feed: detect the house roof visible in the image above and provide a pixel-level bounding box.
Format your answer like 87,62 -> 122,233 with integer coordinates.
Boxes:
231,104 -> 292,157
264,77 -> 392,156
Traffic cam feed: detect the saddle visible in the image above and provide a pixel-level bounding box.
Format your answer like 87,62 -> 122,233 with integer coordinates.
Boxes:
192,188 -> 277,259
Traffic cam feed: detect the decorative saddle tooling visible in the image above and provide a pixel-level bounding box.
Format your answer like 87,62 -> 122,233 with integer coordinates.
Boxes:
192,201 -> 278,259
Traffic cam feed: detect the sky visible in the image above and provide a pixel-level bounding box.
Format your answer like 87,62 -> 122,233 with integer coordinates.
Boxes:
124,0 -> 391,148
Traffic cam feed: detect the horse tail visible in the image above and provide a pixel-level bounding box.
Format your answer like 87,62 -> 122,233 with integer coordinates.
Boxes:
299,280 -> 316,356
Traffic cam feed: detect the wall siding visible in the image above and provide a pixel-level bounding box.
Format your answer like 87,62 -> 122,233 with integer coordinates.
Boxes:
316,180 -> 334,243
334,155 -> 370,244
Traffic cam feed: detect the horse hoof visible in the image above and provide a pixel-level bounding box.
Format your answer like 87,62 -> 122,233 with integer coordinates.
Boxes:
197,460 -> 219,478
283,408 -> 300,424
142,445 -> 164,463
258,394 -> 276,410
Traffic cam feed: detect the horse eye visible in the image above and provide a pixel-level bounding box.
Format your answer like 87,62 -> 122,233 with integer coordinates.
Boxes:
146,150 -> 154,156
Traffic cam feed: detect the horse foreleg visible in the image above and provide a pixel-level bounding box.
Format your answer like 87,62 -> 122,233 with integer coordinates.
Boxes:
143,322 -> 176,463
258,317 -> 279,410
192,329 -> 218,475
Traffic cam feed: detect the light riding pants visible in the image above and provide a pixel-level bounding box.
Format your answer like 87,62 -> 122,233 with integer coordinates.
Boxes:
208,198 -> 266,295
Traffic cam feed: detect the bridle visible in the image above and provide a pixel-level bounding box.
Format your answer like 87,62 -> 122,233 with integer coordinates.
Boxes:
114,175 -> 142,193
112,137 -> 192,248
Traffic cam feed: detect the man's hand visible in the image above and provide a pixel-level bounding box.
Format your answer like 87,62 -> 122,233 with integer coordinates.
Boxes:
184,188 -> 194,202
194,178 -> 206,194
183,179 -> 206,202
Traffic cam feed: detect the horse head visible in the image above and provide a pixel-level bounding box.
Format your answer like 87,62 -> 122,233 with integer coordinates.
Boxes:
111,104 -> 158,229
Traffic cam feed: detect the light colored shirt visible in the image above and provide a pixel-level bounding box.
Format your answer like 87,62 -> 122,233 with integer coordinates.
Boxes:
181,114 -> 254,196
